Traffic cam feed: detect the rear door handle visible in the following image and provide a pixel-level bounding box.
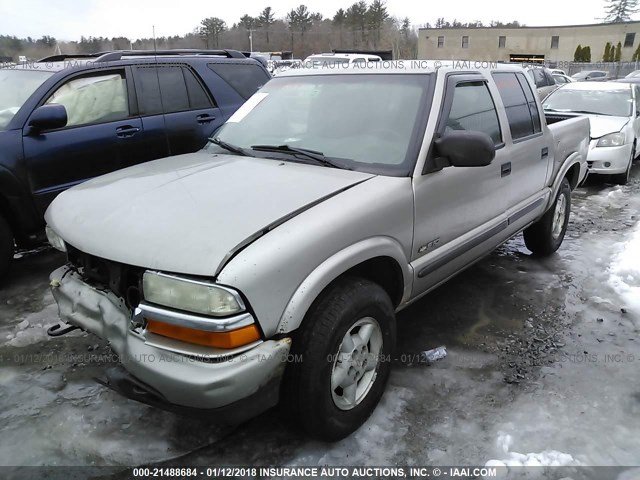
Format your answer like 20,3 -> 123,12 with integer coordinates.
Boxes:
501,162 -> 511,177
196,114 -> 216,124
115,125 -> 140,138
541,147 -> 549,159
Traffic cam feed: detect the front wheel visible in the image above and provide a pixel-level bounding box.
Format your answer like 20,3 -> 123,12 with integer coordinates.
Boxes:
611,146 -> 634,185
0,215 -> 14,280
282,276 -> 396,441
523,178 -> 571,256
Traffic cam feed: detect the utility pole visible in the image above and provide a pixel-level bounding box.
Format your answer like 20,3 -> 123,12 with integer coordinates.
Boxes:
248,29 -> 256,52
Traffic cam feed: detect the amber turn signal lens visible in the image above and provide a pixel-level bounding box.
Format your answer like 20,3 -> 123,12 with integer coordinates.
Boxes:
146,320 -> 261,349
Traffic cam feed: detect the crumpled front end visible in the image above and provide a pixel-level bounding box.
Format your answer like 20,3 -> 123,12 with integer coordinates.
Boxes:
50,265 -> 291,419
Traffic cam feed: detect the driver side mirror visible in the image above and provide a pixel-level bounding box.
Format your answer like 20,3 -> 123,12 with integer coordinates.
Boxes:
28,105 -> 67,133
434,130 -> 496,168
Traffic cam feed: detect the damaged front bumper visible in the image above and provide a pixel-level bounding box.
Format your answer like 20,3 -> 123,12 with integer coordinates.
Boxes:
50,266 -> 291,421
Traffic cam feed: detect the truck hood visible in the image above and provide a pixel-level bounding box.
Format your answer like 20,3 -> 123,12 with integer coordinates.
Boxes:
45,151 -> 374,276
586,115 -> 630,139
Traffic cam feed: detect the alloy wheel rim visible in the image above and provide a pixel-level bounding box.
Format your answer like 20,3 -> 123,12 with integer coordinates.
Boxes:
331,317 -> 383,411
552,194 -> 567,240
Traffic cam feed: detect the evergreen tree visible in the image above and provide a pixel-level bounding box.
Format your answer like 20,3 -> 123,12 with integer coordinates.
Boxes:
603,0 -> 639,22
258,7 -> 276,46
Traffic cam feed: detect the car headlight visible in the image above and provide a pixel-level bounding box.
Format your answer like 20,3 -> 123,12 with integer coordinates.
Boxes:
142,271 -> 245,317
596,132 -> 625,147
45,226 -> 66,252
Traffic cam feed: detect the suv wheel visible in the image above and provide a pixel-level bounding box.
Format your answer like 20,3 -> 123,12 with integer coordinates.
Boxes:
0,215 -> 14,279
282,276 -> 395,441
523,178 -> 571,256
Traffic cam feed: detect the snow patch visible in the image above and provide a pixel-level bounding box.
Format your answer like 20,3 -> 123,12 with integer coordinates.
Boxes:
485,432 -> 580,477
590,186 -> 627,210
608,225 -> 640,316
3,302 -> 58,348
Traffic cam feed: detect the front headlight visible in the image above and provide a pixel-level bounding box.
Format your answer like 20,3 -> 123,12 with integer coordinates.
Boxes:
596,132 -> 625,147
45,226 -> 66,252
142,271 -> 244,317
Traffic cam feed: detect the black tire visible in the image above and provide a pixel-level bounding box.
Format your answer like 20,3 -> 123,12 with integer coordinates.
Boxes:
523,178 -> 571,256
0,215 -> 14,279
281,276 -> 396,441
611,147 -> 633,185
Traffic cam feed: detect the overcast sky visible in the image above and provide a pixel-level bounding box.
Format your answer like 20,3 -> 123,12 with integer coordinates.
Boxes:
0,0 -> 636,41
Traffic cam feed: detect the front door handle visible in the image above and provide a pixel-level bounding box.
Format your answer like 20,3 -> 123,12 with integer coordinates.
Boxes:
115,125 -> 140,138
196,114 -> 216,124
501,162 -> 512,177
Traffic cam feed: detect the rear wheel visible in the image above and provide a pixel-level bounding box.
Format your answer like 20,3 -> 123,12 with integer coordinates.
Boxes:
523,178 -> 571,256
0,215 -> 14,280
611,147 -> 634,185
282,276 -> 395,441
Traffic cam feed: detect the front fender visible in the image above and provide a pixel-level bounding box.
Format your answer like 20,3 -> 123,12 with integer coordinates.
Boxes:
276,236 -> 413,334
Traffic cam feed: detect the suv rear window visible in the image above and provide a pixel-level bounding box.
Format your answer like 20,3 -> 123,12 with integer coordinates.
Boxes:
207,63 -> 270,99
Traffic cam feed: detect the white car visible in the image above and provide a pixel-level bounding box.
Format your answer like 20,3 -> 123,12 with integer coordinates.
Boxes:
625,69 -> 640,78
550,68 -> 567,76
303,53 -> 382,68
553,74 -> 573,85
543,82 -> 639,184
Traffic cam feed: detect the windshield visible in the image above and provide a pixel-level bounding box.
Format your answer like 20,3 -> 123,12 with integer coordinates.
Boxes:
207,74 -> 430,175
0,69 -> 54,130
543,88 -> 632,117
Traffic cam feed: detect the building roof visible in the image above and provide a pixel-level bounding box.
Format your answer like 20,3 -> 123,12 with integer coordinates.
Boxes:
419,20 -> 640,31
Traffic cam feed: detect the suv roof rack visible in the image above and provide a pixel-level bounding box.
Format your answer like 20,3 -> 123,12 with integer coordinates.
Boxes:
37,53 -> 103,62
38,49 -> 247,63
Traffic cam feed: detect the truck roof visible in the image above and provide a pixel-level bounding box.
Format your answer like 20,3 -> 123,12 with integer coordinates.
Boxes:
278,61 -> 526,77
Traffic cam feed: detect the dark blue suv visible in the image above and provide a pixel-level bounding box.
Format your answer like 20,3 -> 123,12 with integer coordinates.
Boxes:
0,49 -> 270,278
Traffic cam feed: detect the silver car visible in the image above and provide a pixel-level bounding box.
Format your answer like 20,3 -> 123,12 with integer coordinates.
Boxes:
45,64 -> 589,440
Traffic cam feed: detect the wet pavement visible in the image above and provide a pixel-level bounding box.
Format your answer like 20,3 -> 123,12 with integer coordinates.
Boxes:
1,165 -> 639,479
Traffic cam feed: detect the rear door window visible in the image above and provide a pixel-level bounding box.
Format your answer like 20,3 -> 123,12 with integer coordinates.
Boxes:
492,72 -> 540,140
134,65 -> 212,115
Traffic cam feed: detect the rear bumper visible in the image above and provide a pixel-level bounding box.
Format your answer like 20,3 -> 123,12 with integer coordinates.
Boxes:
50,266 -> 291,415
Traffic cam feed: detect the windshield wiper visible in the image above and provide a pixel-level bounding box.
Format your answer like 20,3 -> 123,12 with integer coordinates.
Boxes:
208,137 -> 250,156
250,144 -> 348,169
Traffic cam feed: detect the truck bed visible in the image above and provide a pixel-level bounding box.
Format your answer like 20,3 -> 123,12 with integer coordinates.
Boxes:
545,114 -> 590,186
